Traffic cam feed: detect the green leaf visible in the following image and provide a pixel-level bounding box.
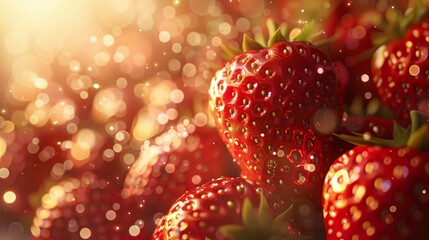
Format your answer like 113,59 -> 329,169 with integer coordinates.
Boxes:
294,20 -> 315,42
242,33 -> 263,52
257,192 -> 273,232
267,28 -> 286,47
335,111 -> 429,150
392,122 -> 411,145
279,24 -> 289,40
221,42 -> 241,60
218,225 -> 252,240
407,124 -> 429,152
266,18 -> 278,39
410,110 -> 422,134
254,30 -> 267,48
242,198 -> 258,234
272,204 -> 293,233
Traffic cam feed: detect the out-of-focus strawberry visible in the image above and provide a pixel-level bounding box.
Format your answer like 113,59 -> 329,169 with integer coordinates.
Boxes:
372,9 -> 429,126
123,124 -> 239,239
152,177 -> 306,240
30,171 -> 145,240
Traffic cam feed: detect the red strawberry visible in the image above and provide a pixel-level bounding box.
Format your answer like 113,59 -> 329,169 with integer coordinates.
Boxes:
151,177 -> 305,240
372,11 -> 429,126
208,26 -> 345,235
0,122 -> 128,216
123,124 -> 239,239
30,171 -> 145,240
323,111 -> 429,239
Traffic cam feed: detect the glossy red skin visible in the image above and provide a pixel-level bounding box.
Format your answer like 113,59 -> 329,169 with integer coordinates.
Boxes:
209,41 -> 344,208
151,177 -> 297,240
372,17 -> 429,126
30,172 -> 144,240
323,145 -> 429,239
123,126 -> 239,239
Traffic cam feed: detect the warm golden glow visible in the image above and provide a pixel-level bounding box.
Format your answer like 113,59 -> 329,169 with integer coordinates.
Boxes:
132,109 -> 161,142
3,191 -> 17,204
0,138 -> 7,159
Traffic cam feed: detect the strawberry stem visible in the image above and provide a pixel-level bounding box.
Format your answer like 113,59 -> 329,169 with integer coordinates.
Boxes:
372,0 -> 429,48
335,111 -> 429,152
220,18 -> 325,60
218,192 -> 308,240
242,33 -> 263,52
407,124 -> 429,152
267,28 -> 286,47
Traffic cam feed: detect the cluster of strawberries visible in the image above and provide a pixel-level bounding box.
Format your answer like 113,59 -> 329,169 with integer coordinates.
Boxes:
152,1 -> 429,240
27,1 -> 429,240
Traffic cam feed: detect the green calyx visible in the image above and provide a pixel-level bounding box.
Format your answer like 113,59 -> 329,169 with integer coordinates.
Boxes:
221,18 -> 322,60
352,0 -> 428,66
335,111 -> 429,152
218,192 -> 309,240
372,0 -> 428,47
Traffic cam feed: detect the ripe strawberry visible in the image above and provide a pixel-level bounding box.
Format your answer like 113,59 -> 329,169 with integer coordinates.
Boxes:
372,11 -> 429,126
151,177 -> 305,240
208,26 -> 345,235
323,111 -> 429,239
123,124 -> 239,239
30,171 -> 145,240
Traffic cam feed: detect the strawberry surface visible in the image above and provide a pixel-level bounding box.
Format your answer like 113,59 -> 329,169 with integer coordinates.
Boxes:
372,17 -> 429,126
323,145 -> 429,239
209,40 -> 344,234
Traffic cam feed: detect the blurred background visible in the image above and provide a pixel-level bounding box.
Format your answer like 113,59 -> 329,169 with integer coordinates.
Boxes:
0,0 -> 402,239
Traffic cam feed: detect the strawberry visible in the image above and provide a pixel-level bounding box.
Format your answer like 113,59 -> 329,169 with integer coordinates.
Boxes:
0,122 -> 129,216
323,111 -> 429,239
372,6 -> 429,126
208,24 -> 345,235
123,123 -> 239,239
151,176 -> 305,240
30,171 -> 145,240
